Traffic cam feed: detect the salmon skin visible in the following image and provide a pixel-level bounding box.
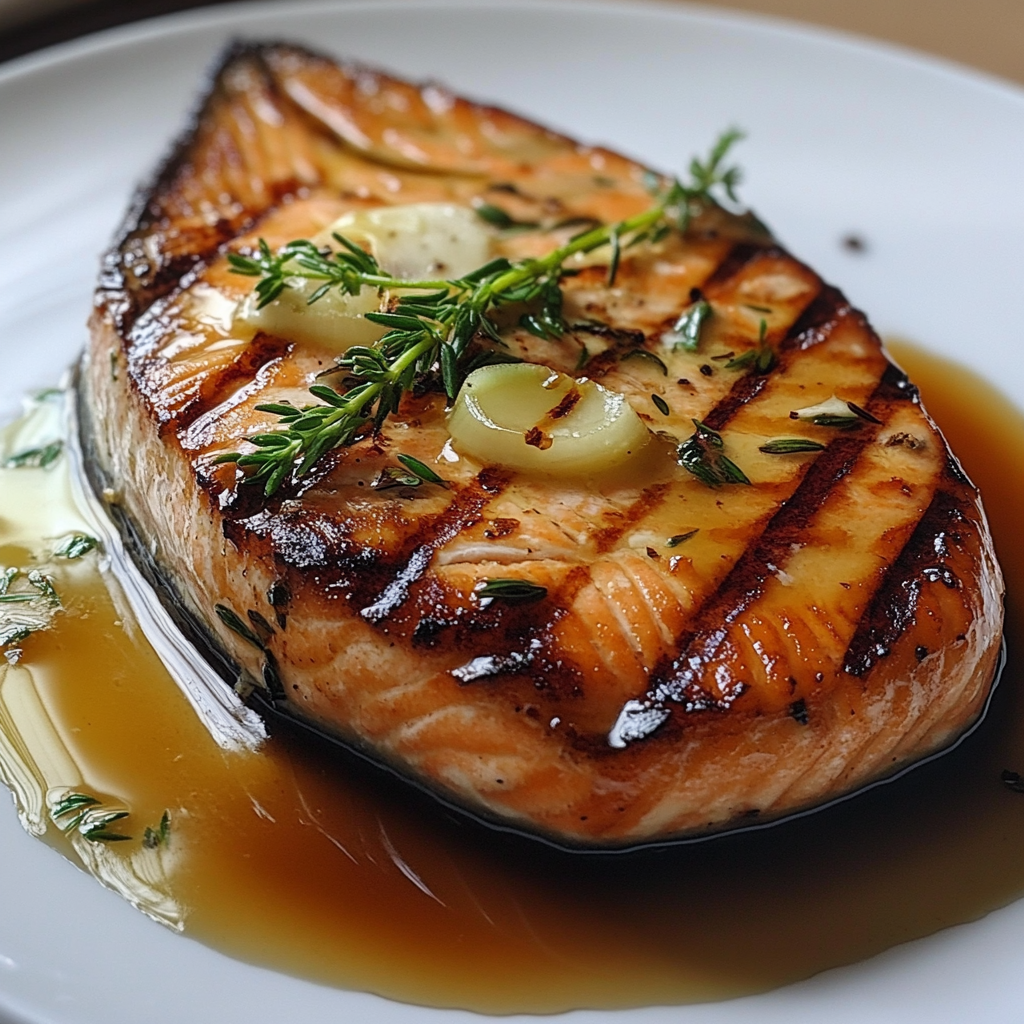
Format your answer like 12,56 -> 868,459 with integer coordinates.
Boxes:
82,42 -> 1004,848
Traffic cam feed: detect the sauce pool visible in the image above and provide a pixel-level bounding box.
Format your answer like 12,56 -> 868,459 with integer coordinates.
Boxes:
0,340 -> 1022,1013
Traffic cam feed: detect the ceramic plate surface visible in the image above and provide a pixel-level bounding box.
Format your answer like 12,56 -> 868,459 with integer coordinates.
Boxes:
1,2 -> 1023,1021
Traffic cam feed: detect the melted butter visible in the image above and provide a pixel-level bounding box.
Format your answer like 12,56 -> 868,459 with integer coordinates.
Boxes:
235,203 -> 493,352
1,345 -> 1024,1013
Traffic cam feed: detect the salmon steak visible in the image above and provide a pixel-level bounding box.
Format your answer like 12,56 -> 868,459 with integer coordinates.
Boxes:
81,42 -> 1004,847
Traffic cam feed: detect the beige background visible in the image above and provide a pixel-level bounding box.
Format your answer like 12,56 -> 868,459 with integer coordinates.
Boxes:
0,0 -> 1022,85
691,0 -> 1024,85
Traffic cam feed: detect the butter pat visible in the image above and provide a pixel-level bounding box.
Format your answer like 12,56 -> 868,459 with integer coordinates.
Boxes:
315,203 -> 491,280
235,203 -> 492,352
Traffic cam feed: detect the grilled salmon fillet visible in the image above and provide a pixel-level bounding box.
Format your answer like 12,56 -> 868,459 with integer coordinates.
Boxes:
82,42 -> 1004,847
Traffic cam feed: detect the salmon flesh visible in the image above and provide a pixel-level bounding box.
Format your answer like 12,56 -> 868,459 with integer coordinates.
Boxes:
82,43 -> 1004,847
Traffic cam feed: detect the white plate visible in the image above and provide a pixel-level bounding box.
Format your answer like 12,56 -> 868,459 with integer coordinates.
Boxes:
1,2 -> 1023,1022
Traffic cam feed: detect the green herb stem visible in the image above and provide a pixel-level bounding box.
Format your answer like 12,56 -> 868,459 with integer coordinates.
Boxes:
222,131 -> 745,495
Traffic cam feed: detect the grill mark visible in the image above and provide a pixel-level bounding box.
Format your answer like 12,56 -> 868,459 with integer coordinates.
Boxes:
569,324 -> 647,381
780,285 -> 850,351
842,489 -> 968,677
171,331 -> 294,434
656,430 -> 874,682
589,274 -> 843,591
700,243 -> 781,291
360,468 -> 510,625
701,284 -> 844,434
441,566 -> 594,702
102,44 -> 321,334
607,361 -> 915,747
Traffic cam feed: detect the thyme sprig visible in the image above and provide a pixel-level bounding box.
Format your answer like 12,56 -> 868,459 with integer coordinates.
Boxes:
0,569 -> 59,606
51,793 -> 131,843
218,131 -> 745,496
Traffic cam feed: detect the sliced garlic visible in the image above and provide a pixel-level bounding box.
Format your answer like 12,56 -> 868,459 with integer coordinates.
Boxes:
790,394 -> 856,420
448,363 -> 650,475
235,203 -> 493,352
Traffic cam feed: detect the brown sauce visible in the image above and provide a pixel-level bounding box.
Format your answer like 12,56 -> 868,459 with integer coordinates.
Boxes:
0,340 -> 1022,1013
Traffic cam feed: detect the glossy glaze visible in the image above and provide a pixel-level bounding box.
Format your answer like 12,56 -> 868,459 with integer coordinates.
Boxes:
85,44 -> 1002,845
0,343 -> 1021,1012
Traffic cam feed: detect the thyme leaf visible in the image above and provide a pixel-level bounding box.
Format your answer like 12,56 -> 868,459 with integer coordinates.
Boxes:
759,438 -> 827,455
474,579 -> 548,605
221,131 -> 746,497
668,298 -> 712,353
215,604 -> 264,650
51,793 -> 132,843
666,529 -> 699,547
0,570 -> 60,607
652,394 -> 671,416
373,466 -> 422,490
54,533 -> 99,559
396,454 -> 445,485
143,810 -> 172,849
810,414 -> 861,429
621,349 -> 668,375
725,319 -> 775,373
473,202 -> 539,231
677,420 -> 750,487
5,440 -> 63,469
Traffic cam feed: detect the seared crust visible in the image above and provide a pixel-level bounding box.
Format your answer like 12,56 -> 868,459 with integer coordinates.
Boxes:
84,43 -> 1004,846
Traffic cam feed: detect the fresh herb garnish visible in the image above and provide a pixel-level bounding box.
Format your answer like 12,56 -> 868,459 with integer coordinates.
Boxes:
846,401 -> 881,424
373,465 -> 422,490
374,454 -> 445,490
4,440 -> 63,469
725,319 -> 775,373
215,604 -> 265,650
215,603 -> 283,698
143,810 -> 172,849
0,569 -> 60,647
652,394 -> 671,416
810,414 -> 860,429
607,227 -> 622,287
668,298 -> 712,352
54,533 -> 100,559
474,579 -> 548,605
473,202 -> 540,231
51,793 -> 131,843
246,609 -> 276,643
759,438 -> 827,455
666,529 -> 699,547
621,349 -> 668,375
677,420 -> 750,487
219,131 -> 746,496
0,570 -> 59,606
396,454 -> 445,485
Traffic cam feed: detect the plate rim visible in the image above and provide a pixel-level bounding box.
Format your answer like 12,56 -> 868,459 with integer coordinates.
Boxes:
1,3 -> 1023,1022
3,0 -> 1024,112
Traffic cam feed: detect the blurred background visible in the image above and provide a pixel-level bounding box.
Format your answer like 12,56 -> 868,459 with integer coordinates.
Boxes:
0,0 -> 1023,85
